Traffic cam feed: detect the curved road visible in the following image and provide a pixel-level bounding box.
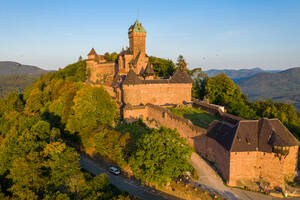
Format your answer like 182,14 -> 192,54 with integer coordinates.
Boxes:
80,151 -> 296,200
79,153 -> 184,200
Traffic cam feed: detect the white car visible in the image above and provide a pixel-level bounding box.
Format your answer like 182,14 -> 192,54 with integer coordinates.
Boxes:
108,166 -> 121,175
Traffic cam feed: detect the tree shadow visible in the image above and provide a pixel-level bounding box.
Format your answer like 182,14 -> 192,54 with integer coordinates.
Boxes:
41,111 -> 82,145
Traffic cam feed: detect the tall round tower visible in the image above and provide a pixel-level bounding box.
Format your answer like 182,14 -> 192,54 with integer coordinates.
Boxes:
128,20 -> 146,58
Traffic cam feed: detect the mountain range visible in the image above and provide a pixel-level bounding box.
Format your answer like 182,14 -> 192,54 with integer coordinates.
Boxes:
204,68 -> 281,81
0,61 -> 48,76
236,67 -> 300,110
204,67 -> 300,111
0,61 -> 49,98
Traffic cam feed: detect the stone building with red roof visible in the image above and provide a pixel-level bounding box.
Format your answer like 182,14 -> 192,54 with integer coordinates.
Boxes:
200,118 -> 299,187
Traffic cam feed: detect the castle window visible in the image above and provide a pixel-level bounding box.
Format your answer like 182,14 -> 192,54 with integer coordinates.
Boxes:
272,145 -> 289,156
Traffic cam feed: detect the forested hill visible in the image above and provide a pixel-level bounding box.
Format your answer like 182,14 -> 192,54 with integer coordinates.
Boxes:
237,67 -> 300,110
0,61 -> 50,98
0,61 -> 48,76
204,68 -> 280,81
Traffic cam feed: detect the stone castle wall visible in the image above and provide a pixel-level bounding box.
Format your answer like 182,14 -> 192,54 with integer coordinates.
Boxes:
229,146 -> 298,187
192,99 -> 242,125
193,135 -> 231,181
123,104 -> 206,143
192,99 -> 225,115
87,61 -> 115,83
123,83 -> 192,106
124,103 -> 298,187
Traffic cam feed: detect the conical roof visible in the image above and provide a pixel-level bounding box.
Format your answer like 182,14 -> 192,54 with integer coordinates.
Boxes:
123,69 -> 142,85
170,70 -> 193,83
144,63 -> 155,76
88,48 -> 97,56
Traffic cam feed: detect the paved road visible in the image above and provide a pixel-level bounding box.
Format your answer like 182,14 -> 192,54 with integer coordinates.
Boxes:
80,151 -> 293,200
190,152 -> 283,200
79,153 -> 184,200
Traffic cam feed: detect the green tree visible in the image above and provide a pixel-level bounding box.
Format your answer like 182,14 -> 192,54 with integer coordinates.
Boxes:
148,56 -> 176,77
104,52 -> 118,61
176,55 -> 188,72
66,85 -> 118,136
189,67 -> 208,100
0,91 -> 23,116
7,152 -> 46,199
205,73 -> 256,119
54,61 -> 87,82
130,127 -> 193,185
93,129 -> 131,166
24,88 -> 44,113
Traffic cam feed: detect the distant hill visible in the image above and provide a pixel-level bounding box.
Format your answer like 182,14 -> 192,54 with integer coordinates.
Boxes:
0,74 -> 40,98
204,68 -> 281,81
0,61 -> 50,98
236,67 -> 300,110
0,61 -> 48,76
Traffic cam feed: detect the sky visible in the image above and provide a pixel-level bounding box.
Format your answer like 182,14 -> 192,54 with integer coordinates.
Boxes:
0,0 -> 299,71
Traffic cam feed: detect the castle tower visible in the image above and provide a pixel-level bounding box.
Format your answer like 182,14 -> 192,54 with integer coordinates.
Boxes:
128,20 -> 146,58
88,48 -> 97,60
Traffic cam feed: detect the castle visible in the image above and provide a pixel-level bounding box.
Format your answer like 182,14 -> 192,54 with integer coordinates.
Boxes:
86,21 -> 299,189
86,20 -> 193,108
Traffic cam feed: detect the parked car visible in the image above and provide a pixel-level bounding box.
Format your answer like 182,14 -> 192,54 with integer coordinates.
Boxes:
108,166 -> 121,175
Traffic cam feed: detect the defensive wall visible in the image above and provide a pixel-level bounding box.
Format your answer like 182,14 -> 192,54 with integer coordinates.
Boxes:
123,103 -> 206,146
123,83 -> 192,106
123,101 -> 298,187
192,99 -> 243,125
86,60 -> 116,83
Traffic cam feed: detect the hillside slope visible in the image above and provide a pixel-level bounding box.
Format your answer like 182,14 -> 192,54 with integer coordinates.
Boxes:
237,67 -> 300,110
0,74 -> 40,98
0,61 -> 47,76
205,68 -> 280,81
0,61 -> 50,97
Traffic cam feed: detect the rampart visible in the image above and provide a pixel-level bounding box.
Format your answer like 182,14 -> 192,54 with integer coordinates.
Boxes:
123,104 -> 206,145
192,99 -> 243,125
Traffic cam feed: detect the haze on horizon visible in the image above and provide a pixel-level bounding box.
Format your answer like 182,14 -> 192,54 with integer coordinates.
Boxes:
0,0 -> 299,71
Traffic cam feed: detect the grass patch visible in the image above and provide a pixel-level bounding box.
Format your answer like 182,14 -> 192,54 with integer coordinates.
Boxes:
168,107 -> 219,129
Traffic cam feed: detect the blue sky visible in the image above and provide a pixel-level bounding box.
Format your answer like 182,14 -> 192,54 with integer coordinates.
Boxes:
0,0 -> 299,70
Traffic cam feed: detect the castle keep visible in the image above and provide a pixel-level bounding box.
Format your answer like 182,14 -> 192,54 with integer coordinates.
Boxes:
86,20 -> 193,107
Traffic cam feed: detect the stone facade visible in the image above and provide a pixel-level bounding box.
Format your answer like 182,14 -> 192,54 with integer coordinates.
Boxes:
123,83 -> 192,106
123,103 -> 299,188
86,20 -> 192,107
228,146 -> 299,186
205,118 -> 299,187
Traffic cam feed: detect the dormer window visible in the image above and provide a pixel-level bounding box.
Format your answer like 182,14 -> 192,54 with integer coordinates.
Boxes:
246,137 -> 251,145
